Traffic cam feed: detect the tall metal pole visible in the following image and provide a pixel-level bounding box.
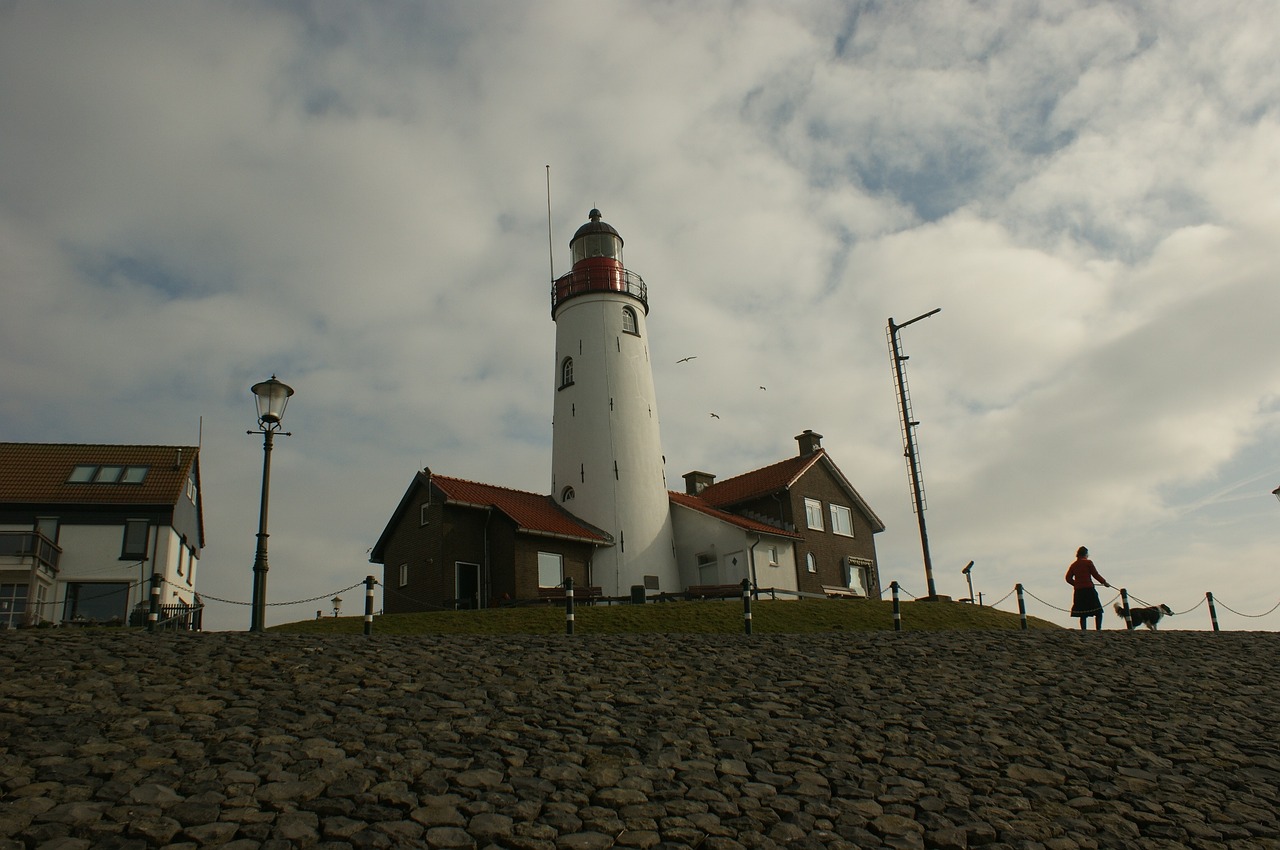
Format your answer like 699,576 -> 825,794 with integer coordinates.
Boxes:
250,427 -> 274,633
888,308 -> 940,599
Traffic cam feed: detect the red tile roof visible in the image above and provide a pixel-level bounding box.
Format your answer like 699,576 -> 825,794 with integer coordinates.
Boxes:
667,490 -> 802,538
430,474 -> 611,544
697,452 -> 823,507
697,448 -> 885,532
0,442 -> 199,508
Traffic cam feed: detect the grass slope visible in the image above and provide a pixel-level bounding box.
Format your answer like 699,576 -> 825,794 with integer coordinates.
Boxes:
273,598 -> 1058,635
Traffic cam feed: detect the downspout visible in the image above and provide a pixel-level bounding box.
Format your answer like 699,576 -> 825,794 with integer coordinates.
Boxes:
482,507 -> 492,609
26,543 -> 40,626
748,534 -> 761,596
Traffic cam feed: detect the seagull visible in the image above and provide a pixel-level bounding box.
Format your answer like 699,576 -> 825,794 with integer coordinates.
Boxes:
759,386 -> 767,390
709,413 -> 720,419
677,356 -> 697,363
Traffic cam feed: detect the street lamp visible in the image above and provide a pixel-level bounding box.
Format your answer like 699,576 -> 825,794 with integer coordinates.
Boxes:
248,375 -> 293,632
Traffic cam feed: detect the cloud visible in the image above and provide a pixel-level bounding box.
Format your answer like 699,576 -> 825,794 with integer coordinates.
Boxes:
2,1 -> 1278,630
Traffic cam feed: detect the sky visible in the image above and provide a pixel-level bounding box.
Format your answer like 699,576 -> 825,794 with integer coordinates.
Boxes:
3,1 -> 1278,632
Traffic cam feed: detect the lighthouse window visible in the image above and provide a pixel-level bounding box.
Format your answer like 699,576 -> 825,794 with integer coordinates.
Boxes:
559,357 -> 574,389
561,486 -> 575,502
572,233 -> 622,264
621,306 -> 638,335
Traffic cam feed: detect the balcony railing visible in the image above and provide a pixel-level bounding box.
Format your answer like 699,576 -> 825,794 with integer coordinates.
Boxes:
552,267 -> 648,314
0,532 -> 61,573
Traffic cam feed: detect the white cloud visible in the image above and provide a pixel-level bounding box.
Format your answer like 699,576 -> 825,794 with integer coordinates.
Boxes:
2,1 -> 1278,631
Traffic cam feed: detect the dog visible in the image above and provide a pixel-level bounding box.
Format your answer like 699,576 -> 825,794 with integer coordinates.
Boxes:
1115,602 -> 1174,630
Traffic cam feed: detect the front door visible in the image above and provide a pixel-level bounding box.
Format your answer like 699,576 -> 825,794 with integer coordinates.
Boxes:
455,562 -> 480,610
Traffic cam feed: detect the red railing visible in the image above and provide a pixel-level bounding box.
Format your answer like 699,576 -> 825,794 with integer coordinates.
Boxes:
551,265 -> 648,314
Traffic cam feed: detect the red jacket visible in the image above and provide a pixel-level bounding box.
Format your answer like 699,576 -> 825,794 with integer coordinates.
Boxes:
1065,557 -> 1107,589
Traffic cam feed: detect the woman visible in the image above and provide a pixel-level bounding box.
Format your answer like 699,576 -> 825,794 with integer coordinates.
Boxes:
1065,546 -> 1110,630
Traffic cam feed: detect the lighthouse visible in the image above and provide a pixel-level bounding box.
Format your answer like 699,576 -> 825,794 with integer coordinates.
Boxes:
551,209 -> 679,596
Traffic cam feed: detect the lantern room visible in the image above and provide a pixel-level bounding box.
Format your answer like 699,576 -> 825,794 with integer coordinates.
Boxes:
571,208 -> 623,265
552,209 -> 648,315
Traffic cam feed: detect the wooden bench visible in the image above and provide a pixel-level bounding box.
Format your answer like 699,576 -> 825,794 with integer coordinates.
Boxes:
822,585 -> 862,599
686,584 -> 747,600
536,585 -> 602,604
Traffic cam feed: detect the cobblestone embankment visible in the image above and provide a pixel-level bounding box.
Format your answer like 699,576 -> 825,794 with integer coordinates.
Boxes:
1,630 -> 1278,850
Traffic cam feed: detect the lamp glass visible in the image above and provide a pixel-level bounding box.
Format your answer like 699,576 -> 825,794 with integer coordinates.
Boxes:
252,376 -> 294,424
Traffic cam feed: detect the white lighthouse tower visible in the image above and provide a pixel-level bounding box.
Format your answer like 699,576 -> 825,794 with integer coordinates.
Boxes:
551,209 -> 679,596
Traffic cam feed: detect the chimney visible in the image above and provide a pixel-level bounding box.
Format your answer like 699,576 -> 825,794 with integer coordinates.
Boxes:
796,429 -> 823,456
683,470 -> 716,495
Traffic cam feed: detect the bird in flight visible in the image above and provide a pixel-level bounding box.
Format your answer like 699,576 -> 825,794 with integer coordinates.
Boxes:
709,413 -> 720,419
759,386 -> 767,391
677,356 -> 697,363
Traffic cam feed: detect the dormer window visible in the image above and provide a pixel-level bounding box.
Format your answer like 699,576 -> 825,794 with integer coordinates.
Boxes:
67,465 -> 149,484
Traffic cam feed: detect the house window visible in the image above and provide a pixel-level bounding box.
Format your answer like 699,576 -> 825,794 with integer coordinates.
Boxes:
561,486 -> 575,502
847,557 -> 871,594
65,582 -> 130,623
696,552 -> 717,583
804,498 -> 824,531
66,465 -> 149,484
767,546 -> 779,567
121,520 -> 149,560
1,583 -> 29,629
559,357 -> 574,389
806,552 -> 817,573
35,517 -> 59,543
621,306 -> 638,335
399,563 -> 409,587
420,503 -> 430,526
177,537 -> 186,576
830,504 -> 854,537
186,475 -> 196,501
537,552 -> 563,588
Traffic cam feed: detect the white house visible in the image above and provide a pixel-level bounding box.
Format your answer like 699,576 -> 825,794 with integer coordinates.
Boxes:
0,443 -> 205,628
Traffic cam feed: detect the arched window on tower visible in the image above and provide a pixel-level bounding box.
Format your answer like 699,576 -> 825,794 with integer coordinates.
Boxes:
621,306 -> 638,336
561,486 -> 575,502
560,357 -> 574,389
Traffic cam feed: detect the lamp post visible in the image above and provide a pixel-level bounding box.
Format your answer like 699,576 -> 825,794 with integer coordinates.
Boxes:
888,308 -> 941,599
248,375 -> 293,633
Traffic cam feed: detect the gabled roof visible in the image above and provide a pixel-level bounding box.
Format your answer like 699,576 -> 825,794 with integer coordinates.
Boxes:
370,470 -> 612,562
0,442 -> 199,508
698,452 -> 822,507
431,474 -> 612,543
698,448 -> 886,532
667,490 -> 802,538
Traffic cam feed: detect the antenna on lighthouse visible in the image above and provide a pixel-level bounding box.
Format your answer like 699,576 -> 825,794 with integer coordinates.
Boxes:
545,165 -> 555,283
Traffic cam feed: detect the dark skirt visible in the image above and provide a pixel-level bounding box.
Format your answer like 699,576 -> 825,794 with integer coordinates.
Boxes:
1071,586 -> 1103,618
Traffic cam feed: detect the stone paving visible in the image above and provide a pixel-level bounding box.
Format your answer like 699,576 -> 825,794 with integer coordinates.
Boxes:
1,629 -> 1278,850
